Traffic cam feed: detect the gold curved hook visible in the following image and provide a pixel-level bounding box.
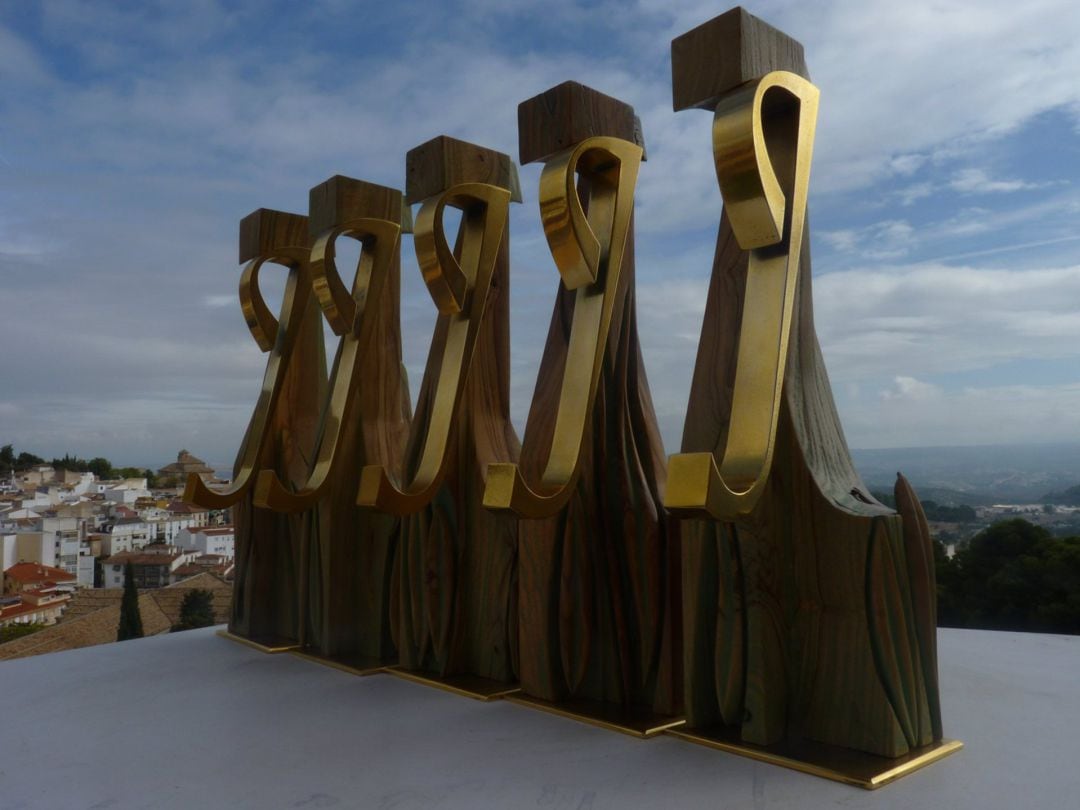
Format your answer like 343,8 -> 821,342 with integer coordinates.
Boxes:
252,218 -> 401,512
238,258 -> 280,351
357,182 -> 511,516
483,136 -> 643,519
184,245 -> 312,509
665,70 -> 819,520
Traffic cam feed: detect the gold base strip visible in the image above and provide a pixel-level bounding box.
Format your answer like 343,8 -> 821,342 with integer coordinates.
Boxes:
216,629 -> 300,654
507,693 -> 685,738
666,726 -> 963,790
387,667 -> 521,701
289,648 -> 393,676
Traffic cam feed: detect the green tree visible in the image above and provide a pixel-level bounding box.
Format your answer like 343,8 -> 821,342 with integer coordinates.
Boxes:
87,457 -> 114,479
172,589 -> 216,632
938,519 -> 1080,634
117,563 -> 144,641
0,622 -> 45,644
0,444 -> 14,468
15,451 -> 45,470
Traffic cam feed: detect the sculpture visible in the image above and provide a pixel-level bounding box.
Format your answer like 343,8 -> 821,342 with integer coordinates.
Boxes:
186,208 -> 327,651
663,7 -> 960,786
484,83 -> 682,736
253,178 -> 413,672
358,137 -> 523,698
192,7 -> 962,787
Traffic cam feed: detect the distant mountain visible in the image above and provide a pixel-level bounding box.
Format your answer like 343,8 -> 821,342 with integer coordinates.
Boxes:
1039,484 -> 1080,506
851,443 -> 1080,504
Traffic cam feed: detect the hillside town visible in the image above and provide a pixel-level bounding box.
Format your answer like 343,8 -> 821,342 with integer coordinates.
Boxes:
0,450 -> 234,647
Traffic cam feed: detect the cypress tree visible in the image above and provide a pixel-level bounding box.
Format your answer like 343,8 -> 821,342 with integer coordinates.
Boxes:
117,562 -> 144,641
172,589 -> 216,632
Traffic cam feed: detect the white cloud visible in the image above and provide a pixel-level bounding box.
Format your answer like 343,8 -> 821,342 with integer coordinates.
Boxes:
889,154 -> 928,176
949,168 -> 1042,194
821,219 -> 915,259
880,376 -> 940,402
814,263 -> 1080,379
895,182 -> 935,207
842,381 -> 1080,448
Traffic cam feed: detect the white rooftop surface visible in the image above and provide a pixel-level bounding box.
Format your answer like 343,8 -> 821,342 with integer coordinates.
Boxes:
1,626 -> 1077,809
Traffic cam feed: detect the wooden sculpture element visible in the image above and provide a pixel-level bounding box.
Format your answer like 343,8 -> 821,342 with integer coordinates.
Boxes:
251,178 -> 412,672
665,8 -> 958,785
484,83 -> 682,735
185,209 -> 327,650
357,137 -> 522,697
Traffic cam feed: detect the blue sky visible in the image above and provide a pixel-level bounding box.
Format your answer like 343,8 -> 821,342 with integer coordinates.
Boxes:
2,0 -> 1079,467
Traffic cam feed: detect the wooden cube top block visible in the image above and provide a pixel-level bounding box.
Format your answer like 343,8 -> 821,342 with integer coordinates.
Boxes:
405,136 -> 521,204
517,81 -> 645,165
238,209 -> 309,263
671,6 -> 808,112
308,176 -> 402,237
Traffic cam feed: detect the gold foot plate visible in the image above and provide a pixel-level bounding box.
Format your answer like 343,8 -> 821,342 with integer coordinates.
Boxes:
666,726 -> 963,789
289,648 -> 392,676
216,629 -> 300,654
507,693 -> 685,738
386,667 -> 520,701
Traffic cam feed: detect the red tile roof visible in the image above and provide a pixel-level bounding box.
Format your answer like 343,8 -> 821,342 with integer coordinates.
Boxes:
0,601 -> 55,620
166,501 -> 207,514
4,562 -> 76,584
102,552 -> 180,567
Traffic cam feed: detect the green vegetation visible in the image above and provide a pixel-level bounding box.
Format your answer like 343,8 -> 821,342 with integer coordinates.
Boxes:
1,443 -> 157,486
1040,483 -> 1080,506
937,518 -> 1080,635
0,622 -> 45,644
921,500 -> 977,523
172,589 -> 216,632
1,444 -> 45,470
871,490 -> 977,522
117,563 -> 144,641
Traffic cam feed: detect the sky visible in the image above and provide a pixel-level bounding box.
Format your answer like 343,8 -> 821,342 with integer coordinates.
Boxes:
1,0 -> 1080,468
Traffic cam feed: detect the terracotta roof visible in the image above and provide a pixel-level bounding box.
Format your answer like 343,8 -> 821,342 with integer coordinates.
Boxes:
0,601 -> 61,620
5,562 -> 76,583
173,562 -> 231,577
198,527 -> 234,536
0,573 -> 231,661
102,552 -> 179,567
166,500 -> 208,514
157,450 -> 215,478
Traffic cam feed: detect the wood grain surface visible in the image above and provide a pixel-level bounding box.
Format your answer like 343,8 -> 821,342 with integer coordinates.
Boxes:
229,211 -> 327,646
302,178 -> 412,662
518,81 -> 643,165
393,139 -> 522,682
675,8 -> 941,758
514,85 -> 681,717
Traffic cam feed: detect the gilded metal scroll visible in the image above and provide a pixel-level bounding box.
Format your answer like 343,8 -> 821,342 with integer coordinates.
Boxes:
253,217 -> 402,512
483,137 -> 643,518
665,71 -> 818,520
358,183 -> 511,514
184,245 -> 313,508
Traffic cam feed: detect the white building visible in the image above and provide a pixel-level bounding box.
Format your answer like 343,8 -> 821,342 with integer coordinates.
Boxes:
1,533 -> 15,570
39,516 -> 95,587
103,479 -> 151,505
101,518 -> 154,556
176,526 -> 234,559
101,546 -> 198,589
